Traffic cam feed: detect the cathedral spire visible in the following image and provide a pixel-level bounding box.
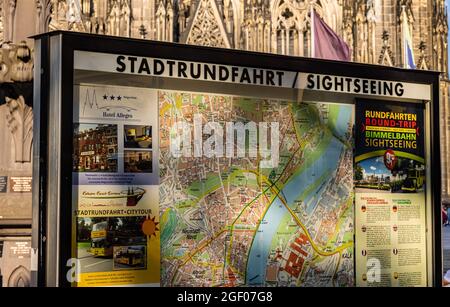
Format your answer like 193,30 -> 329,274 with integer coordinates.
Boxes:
432,0 -> 448,74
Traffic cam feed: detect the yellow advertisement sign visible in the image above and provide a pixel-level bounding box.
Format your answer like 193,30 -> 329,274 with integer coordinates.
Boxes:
72,85 -> 160,287
72,185 -> 160,287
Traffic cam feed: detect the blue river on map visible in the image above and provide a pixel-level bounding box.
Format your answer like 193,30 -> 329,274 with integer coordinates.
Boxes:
245,106 -> 351,285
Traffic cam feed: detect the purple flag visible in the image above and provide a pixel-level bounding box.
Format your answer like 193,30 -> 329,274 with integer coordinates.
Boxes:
313,10 -> 350,61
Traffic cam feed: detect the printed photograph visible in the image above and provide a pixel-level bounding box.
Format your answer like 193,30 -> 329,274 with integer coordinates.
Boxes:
113,245 -> 147,270
355,156 -> 425,193
76,216 -> 147,273
124,150 -> 152,173
124,125 -> 152,149
73,123 -> 118,172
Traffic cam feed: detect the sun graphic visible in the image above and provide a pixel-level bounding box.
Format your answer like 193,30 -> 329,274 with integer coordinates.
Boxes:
142,215 -> 159,238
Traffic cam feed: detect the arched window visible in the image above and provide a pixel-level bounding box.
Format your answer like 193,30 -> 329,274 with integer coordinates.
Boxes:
7,265 -> 30,287
108,2 -> 120,36
272,0 -> 341,56
120,1 -> 131,37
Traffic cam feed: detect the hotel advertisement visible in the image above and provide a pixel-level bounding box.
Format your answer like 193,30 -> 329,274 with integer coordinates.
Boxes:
71,84 -> 160,287
354,99 -> 427,287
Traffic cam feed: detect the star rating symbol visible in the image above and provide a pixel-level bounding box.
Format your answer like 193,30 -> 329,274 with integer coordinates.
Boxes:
102,94 -> 121,101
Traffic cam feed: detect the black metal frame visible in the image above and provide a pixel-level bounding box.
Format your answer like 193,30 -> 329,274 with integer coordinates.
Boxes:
32,30 -> 442,287
33,35 -> 50,287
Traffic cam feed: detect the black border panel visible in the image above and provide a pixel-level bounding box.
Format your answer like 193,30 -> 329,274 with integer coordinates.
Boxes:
58,35 -> 75,287
32,31 -> 442,287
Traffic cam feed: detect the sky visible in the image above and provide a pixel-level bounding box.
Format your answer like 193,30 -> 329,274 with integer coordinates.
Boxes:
448,0 -> 450,72
358,157 -> 391,177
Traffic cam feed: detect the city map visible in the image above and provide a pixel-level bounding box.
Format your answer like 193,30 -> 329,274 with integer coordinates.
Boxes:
159,90 -> 355,286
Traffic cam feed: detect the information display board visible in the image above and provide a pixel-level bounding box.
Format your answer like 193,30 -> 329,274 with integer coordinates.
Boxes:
69,67 -> 434,288
31,32 -> 442,287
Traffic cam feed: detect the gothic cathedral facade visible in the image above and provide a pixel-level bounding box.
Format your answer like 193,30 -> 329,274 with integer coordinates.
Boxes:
0,0 -> 449,198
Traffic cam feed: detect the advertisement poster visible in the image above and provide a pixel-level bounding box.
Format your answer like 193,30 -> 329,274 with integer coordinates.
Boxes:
159,90 -> 355,286
354,99 -> 427,287
72,84 -> 160,286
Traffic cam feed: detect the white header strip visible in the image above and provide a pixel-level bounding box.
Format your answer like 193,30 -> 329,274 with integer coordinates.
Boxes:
74,51 -> 431,100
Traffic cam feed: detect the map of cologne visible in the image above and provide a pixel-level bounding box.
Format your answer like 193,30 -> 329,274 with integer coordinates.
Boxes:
159,90 -> 355,287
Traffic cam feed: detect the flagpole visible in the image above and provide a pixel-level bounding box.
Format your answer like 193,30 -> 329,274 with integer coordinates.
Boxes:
402,5 -> 408,68
310,2 -> 315,58
401,5 -> 407,68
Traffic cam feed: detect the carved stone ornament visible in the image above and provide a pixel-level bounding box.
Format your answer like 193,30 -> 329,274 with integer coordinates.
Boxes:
9,41 -> 33,82
5,95 -> 33,163
0,51 -> 9,83
186,0 -> 230,48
